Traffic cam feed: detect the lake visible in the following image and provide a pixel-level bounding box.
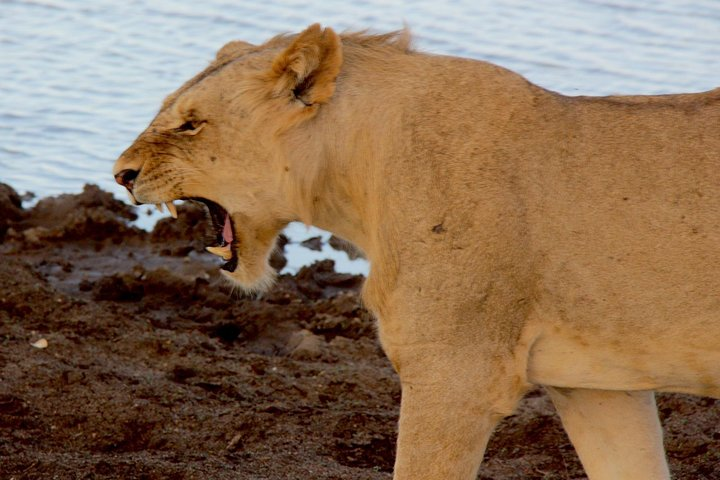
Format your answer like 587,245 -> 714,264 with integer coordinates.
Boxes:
2,0 -> 718,272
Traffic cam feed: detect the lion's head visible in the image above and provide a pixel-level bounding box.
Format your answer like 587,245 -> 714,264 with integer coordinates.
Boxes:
113,24 -> 344,290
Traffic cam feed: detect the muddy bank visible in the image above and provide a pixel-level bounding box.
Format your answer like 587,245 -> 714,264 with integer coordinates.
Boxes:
0,184 -> 718,479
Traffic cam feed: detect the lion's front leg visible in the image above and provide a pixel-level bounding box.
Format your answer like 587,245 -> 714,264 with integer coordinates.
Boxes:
387,343 -> 527,480
547,387 -> 670,480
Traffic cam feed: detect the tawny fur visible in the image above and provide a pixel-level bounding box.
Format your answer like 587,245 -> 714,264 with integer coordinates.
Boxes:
114,24 -> 720,479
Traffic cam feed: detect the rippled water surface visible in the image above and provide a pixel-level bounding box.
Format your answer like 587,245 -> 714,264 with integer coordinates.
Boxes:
2,0 -> 719,270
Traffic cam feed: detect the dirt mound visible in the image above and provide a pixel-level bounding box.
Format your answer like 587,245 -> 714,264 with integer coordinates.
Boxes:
0,183 -> 24,237
0,184 -> 718,479
150,201 -> 209,255
4,184 -> 143,245
0,183 -> 23,215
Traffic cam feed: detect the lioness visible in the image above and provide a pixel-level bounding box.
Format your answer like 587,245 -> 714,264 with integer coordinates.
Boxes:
113,24 -> 720,479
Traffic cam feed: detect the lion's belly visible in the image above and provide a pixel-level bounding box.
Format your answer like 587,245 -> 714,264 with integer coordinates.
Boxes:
522,194 -> 720,396
524,317 -> 720,398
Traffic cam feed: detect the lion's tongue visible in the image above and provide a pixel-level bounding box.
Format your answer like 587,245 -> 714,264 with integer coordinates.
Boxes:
222,213 -> 233,245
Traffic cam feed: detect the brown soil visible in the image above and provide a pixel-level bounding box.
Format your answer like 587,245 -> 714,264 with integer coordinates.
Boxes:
1,183 -> 718,480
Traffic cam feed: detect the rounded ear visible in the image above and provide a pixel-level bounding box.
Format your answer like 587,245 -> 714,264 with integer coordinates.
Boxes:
269,24 -> 343,106
216,40 -> 255,62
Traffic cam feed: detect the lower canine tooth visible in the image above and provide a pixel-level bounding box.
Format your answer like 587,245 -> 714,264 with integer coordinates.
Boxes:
206,245 -> 232,260
166,201 -> 178,219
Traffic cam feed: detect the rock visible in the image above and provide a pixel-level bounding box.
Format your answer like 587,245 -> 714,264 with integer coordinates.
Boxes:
92,274 -> 144,302
287,329 -> 323,360
22,226 -> 50,244
30,338 -> 48,349
295,260 -> 364,299
269,234 -> 289,271
300,235 -> 323,251
328,235 -> 365,260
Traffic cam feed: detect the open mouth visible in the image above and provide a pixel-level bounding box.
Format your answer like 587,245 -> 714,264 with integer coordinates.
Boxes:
188,198 -> 238,272
147,196 -> 239,272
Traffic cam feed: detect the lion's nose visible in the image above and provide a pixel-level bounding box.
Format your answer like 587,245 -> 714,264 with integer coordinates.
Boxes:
114,169 -> 139,189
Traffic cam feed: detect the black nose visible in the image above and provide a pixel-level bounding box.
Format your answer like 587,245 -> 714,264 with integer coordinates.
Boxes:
114,169 -> 139,189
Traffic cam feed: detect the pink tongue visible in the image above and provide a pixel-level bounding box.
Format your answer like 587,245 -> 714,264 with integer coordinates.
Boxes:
222,213 -> 233,244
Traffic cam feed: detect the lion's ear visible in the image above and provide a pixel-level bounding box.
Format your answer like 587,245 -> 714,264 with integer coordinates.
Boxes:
216,40 -> 255,62
269,24 -> 342,106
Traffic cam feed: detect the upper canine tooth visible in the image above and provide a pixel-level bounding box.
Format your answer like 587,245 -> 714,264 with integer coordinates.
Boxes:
206,245 -> 233,260
155,203 -> 164,213
166,201 -> 178,219
126,191 -> 138,206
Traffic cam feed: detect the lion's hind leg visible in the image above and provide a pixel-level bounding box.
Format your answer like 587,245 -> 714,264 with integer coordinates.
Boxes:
547,387 -> 670,480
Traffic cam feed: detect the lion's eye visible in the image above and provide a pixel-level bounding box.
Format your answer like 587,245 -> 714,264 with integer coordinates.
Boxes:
174,120 -> 205,135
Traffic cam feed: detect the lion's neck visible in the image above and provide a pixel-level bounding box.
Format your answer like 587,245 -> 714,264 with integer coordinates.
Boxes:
304,156 -> 399,317
303,162 -> 377,258
280,114 -> 391,266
